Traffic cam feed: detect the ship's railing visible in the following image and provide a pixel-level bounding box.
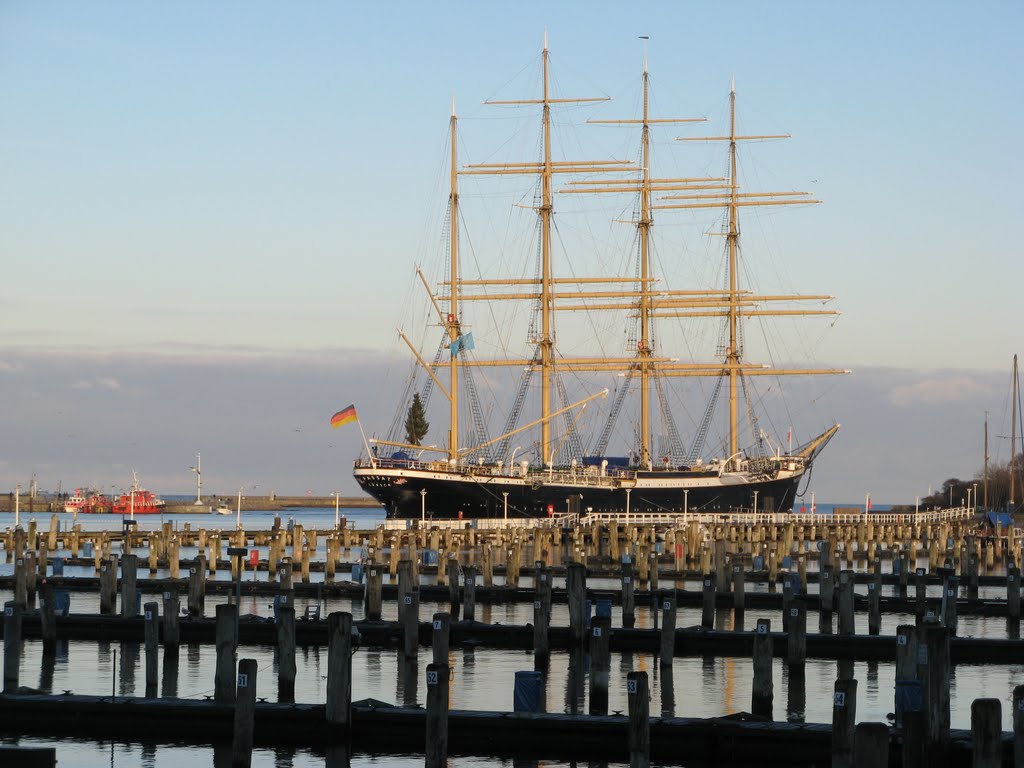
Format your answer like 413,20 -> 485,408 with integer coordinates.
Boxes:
582,506 -> 977,527
379,507 -> 977,531
354,458 -> 633,487
381,514 -> 576,532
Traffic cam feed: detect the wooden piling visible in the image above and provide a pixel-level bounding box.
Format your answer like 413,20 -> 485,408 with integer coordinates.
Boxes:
533,597 -> 550,665
326,612 -> 353,726
99,556 -> 118,616
868,578 -> 881,636
941,574 -> 959,636
1008,567 -> 1021,621
971,698 -> 1002,768
567,562 -> 587,647
627,671 -> 650,768
787,599 -> 807,668
403,588 -> 420,659
621,562 -> 635,628
431,612 -> 450,666
365,564 -> 383,621
589,614 -> 611,715
701,574 -> 716,629
276,604 -> 296,702
232,658 -> 258,768
831,677 -> 858,768
853,722 -> 889,768
920,619 -> 951,757
463,566 -> 477,622
214,603 -> 239,704
659,592 -> 677,667
915,568 -> 927,624
39,581 -> 56,648
144,601 -> 159,696
751,618 -> 773,719
838,570 -> 855,636
733,565 -> 746,618
1012,684 -> 1024,768
120,554 -> 139,618
187,557 -> 205,618
425,662 -> 450,768
3,601 -> 21,693
902,709 -> 927,768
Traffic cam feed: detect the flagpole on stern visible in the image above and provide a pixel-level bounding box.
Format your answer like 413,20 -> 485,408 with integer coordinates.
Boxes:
357,419 -> 376,469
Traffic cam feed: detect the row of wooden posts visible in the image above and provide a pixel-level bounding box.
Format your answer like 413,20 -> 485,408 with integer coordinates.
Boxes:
3,515 -> 1022,581
4,581 -> 1023,768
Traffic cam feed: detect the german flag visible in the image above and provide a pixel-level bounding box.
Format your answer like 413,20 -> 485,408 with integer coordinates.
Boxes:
330,404 -> 358,429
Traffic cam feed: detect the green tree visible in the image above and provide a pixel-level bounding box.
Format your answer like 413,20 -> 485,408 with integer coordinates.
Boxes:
404,393 -> 430,446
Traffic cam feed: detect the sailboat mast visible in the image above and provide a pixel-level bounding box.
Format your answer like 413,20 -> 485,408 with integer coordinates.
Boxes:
447,105 -> 460,461
984,411 -> 989,509
539,41 -> 555,464
1012,354 -> 1019,510
638,64 -> 653,467
726,82 -> 741,460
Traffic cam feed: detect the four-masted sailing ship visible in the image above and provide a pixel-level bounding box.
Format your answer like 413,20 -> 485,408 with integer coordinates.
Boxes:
354,41 -> 847,519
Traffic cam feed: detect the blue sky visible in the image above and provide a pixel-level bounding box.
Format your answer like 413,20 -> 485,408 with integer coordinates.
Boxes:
1,2 -> 1021,503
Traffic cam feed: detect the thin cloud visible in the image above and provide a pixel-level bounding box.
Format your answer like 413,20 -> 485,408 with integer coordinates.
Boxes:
71,377 -> 123,392
886,376 -> 990,407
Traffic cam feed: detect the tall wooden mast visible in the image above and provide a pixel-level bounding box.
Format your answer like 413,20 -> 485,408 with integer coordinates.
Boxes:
460,36 -> 625,464
447,102 -> 460,461
1012,354 -> 1019,510
580,51 -> 706,466
664,82 -> 842,462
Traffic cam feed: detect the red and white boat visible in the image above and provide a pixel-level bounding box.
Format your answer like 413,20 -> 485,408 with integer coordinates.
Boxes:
64,489 -> 90,514
65,488 -> 113,514
112,473 -> 165,515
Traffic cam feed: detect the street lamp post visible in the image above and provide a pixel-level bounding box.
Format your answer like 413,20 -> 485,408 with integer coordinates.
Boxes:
420,489 -> 427,525
752,490 -> 759,514
333,491 -> 341,529
236,487 -> 243,531
189,453 -> 203,505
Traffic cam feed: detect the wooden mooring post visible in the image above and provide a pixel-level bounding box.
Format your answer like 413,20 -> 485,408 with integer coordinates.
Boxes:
463,566 -> 477,622
660,592 -> 677,667
99,556 -> 117,615
1012,684 -> 1024,768
971,698 -> 1002,768
365,564 -> 383,621
533,595 -> 550,666
232,658 -> 258,768
326,612 -> 353,726
589,614 -> 611,715
214,603 -> 239,703
853,722 -> 889,768
431,612 -> 450,666
567,562 -> 587,647
831,677 -> 858,768
38,581 -> 56,649
425,662 -> 450,768
621,562 -> 635,628
627,671 -> 650,768
787,599 -> 807,668
752,618 -> 773,719
161,589 -> 180,647
276,603 -> 296,702
701,574 -> 715,628
402,588 -> 420,659
120,554 -> 138,618
143,601 -> 159,696
3,601 -> 21,693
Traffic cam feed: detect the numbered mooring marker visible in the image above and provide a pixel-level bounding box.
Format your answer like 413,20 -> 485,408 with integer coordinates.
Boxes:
593,627 -> 602,637
426,670 -> 439,685
433,620 -> 442,630
898,634 -> 908,646
533,601 -> 541,609
163,592 -> 170,600
623,576 -> 631,584
834,691 -> 846,707
627,679 -> 638,695
404,595 -> 412,605
663,600 -> 671,611
790,607 -> 799,617
757,623 -> 768,634
917,646 -> 928,664
4,607 -> 12,617
237,673 -> 248,688
145,610 -> 152,621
